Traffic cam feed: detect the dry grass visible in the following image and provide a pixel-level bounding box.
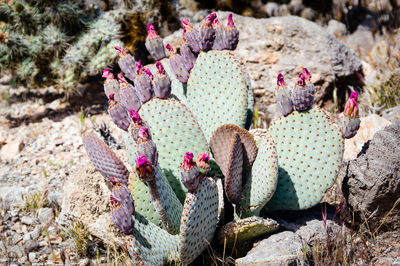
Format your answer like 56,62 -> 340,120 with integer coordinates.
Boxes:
67,221 -> 91,257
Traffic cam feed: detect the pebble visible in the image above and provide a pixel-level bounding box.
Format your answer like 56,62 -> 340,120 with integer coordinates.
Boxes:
37,208 -> 54,225
28,252 -> 36,261
0,139 -> 24,161
20,216 -> 34,225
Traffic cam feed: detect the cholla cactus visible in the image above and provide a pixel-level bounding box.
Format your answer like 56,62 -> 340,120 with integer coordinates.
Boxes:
82,13 -> 359,265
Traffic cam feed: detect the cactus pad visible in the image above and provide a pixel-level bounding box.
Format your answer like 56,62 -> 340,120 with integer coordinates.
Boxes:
187,51 -> 250,141
125,214 -> 179,265
265,107 -> 344,210
225,132 -> 243,205
240,135 -> 278,217
217,217 -> 279,246
137,98 -> 209,202
178,178 -> 219,265
210,124 -> 258,176
82,133 -> 129,185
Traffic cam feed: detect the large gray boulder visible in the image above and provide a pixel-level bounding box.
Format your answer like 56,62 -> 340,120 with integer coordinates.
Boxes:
342,121 -> 400,231
165,12 -> 362,122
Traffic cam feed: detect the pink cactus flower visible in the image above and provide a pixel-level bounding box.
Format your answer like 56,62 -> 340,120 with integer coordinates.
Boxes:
181,18 -> 193,32
302,67 -> 311,82
146,23 -> 159,40
117,73 -> 127,84
139,127 -> 151,140
297,73 -> 306,87
204,13 -> 216,27
102,68 -> 114,79
129,109 -> 142,125
110,194 -> 120,207
115,46 -> 127,57
277,73 -> 285,87
227,14 -> 236,29
144,68 -> 153,79
181,152 -> 195,170
344,91 -> 359,118
156,61 -> 166,75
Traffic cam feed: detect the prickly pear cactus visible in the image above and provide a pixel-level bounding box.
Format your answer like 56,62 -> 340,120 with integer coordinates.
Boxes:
265,107 -> 344,211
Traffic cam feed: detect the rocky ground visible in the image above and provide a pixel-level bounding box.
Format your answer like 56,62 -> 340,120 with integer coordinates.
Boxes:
1,5 -> 400,266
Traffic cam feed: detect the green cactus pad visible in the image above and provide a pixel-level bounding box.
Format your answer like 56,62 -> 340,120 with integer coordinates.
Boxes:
210,124 -> 258,176
150,165 -> 183,235
137,98 -> 209,202
240,135 -> 278,217
217,217 -> 279,247
125,214 -> 179,265
186,50 -> 250,141
148,58 -> 187,104
128,172 -> 162,228
178,178 -> 219,265
265,107 -> 344,211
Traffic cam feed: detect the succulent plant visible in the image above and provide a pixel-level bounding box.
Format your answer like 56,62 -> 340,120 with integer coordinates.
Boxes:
342,91 -> 361,139
82,13 -> 360,265
275,73 -> 293,116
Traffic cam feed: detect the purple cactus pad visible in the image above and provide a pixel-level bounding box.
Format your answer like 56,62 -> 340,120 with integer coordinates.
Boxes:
145,24 -> 166,61
129,109 -> 142,125
224,14 -> 239,50
180,43 -> 196,72
115,46 -> 136,81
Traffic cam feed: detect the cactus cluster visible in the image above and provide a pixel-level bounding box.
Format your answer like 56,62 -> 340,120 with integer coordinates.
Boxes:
82,13 -> 360,265
0,1 -> 122,90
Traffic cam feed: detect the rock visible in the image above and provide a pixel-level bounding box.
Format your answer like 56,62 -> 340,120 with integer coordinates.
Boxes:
263,2 -> 279,17
58,164 -> 124,247
236,231 -> 304,266
344,114 -> 391,161
165,12 -> 362,122
20,216 -> 34,226
0,139 -> 24,161
382,106 -> 400,123
343,122 -> 400,231
23,226 -> 42,242
237,214 -> 345,266
78,258 -> 90,266
327,19 -> 347,38
37,208 -> 54,225
24,239 -> 40,253
28,252 -> 36,262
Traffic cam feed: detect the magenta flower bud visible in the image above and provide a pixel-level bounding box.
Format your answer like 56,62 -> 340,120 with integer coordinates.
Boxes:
277,73 -> 285,87
153,61 -> 171,99
196,152 -> 210,170
342,91 -> 360,138
135,155 -> 155,182
145,23 -> 166,61
297,73 -> 306,86
144,68 -> 153,79
115,46 -> 136,81
224,14 -> 239,50
110,194 -> 119,206
344,91 -> 359,119
139,127 -> 151,140
179,152 -> 200,192
109,93 -> 115,100
166,43 -> 190,83
129,109 -> 142,125
156,61 -> 166,75
102,68 -> 113,79
291,71 -> 315,111
302,67 -> 311,82
136,60 -> 144,75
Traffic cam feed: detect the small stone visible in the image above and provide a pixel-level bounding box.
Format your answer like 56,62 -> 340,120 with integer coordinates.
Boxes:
24,239 -> 40,253
0,139 -> 24,161
21,216 -> 34,225
12,233 -> 23,245
28,252 -> 36,261
78,258 -> 90,266
37,208 -> 54,225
